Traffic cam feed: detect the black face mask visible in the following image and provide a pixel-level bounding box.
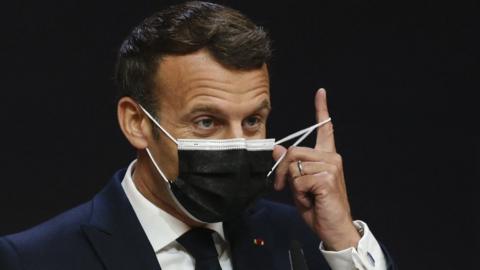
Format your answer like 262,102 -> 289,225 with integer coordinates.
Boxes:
160,139 -> 274,223
140,105 -> 331,223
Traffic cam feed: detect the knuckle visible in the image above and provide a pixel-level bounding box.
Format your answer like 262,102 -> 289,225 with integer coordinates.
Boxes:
333,153 -> 343,165
312,174 -> 331,196
292,177 -> 303,190
317,172 -> 336,188
325,173 -> 336,183
322,122 -> 334,134
287,146 -> 296,153
288,163 -> 298,177
331,165 -> 340,177
285,148 -> 296,161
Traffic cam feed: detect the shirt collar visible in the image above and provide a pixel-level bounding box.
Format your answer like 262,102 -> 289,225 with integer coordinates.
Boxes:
121,159 -> 226,252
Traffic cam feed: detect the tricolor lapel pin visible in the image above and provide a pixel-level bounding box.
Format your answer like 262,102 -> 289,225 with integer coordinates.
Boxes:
253,238 -> 265,246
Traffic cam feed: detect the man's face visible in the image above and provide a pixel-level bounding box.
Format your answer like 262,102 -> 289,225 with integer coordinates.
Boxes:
148,49 -> 271,179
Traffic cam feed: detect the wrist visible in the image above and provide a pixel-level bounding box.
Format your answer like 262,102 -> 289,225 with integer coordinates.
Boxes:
321,222 -> 361,251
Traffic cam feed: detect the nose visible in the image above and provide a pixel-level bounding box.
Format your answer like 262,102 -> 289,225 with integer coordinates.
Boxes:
225,121 -> 245,138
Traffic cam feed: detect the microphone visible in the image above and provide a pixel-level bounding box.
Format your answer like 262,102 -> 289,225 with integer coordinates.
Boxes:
289,240 -> 309,270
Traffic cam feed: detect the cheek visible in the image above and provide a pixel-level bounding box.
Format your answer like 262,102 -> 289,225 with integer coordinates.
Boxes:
248,128 -> 267,140
261,127 -> 268,138
151,133 -> 180,179
243,124 -> 267,139
164,140 -> 178,163
258,125 -> 268,138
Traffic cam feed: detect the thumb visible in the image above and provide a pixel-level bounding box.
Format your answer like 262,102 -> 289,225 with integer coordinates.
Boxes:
272,145 -> 288,190
273,144 -> 287,161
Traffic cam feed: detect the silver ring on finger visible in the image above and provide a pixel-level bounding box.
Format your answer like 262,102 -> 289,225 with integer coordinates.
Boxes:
297,160 -> 305,176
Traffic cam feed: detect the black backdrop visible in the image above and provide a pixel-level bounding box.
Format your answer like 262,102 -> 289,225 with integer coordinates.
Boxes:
1,1 -> 478,269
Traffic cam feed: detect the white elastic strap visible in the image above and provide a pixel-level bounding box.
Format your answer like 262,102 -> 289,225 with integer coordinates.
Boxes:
267,118 -> 332,177
146,147 -> 206,223
275,118 -> 332,145
139,105 -> 178,145
145,147 -> 172,184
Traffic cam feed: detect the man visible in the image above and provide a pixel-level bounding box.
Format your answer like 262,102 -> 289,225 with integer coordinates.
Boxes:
0,1 -> 395,269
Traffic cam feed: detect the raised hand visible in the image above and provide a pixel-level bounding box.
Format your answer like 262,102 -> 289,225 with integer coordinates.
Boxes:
272,88 -> 360,250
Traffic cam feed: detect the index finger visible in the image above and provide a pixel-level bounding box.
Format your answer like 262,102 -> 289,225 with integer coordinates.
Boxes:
315,88 -> 336,152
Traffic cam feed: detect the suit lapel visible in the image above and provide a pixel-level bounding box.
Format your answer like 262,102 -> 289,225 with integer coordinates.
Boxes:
224,203 -> 277,270
81,169 -> 161,270
79,169 -> 294,270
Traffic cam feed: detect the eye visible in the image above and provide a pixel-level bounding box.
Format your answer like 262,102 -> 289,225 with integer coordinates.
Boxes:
194,117 -> 216,130
243,115 -> 262,129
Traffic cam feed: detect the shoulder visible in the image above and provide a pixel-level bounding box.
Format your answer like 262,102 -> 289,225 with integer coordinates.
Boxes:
0,237 -> 21,270
5,200 -> 92,247
0,201 -> 97,270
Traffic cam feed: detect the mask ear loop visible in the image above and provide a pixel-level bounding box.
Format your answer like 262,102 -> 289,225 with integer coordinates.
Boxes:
267,118 -> 331,177
145,148 -> 173,184
139,105 -> 207,223
138,105 -> 178,184
138,105 -> 178,145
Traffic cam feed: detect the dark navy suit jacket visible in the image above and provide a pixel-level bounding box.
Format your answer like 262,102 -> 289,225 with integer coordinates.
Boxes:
0,169 -> 396,270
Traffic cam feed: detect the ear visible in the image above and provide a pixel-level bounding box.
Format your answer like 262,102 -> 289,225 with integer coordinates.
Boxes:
117,97 -> 151,149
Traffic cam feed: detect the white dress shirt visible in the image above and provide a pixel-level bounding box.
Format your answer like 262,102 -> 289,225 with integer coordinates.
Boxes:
121,160 -> 387,270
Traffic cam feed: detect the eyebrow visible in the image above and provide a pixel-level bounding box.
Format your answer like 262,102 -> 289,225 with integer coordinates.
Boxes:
187,99 -> 271,118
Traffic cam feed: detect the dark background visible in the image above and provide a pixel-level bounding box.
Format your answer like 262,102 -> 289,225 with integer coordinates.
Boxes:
1,0 -> 478,269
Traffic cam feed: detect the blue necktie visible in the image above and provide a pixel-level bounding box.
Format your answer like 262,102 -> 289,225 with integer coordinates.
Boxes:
177,228 -> 222,270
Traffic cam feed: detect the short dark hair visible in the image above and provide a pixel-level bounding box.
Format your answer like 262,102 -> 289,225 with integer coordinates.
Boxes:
115,1 -> 272,117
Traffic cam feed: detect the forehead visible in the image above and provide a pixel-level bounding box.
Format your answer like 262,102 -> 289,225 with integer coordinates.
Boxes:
153,49 -> 270,112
